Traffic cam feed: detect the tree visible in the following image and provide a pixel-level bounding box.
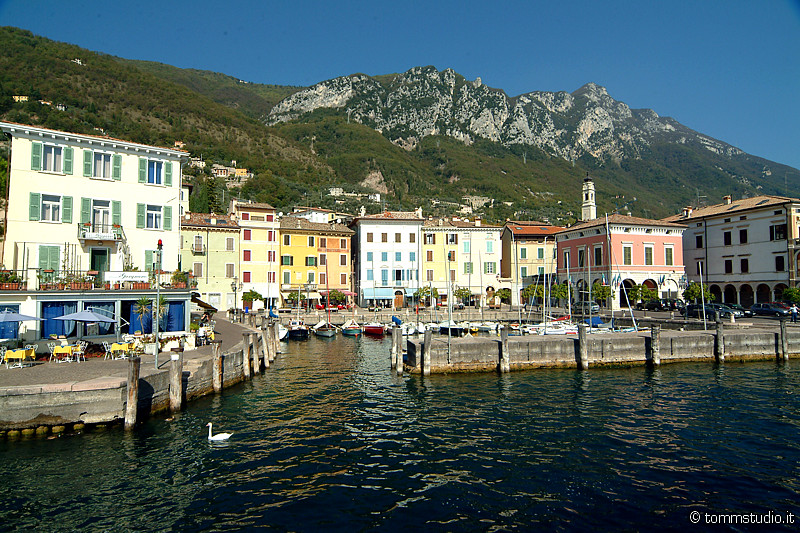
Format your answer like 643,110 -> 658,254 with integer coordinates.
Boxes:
328,289 -> 346,304
591,282 -> 611,304
521,283 -> 541,303
496,288 -> 512,304
780,287 -> 800,304
242,289 -> 263,304
454,287 -> 471,304
683,282 -> 712,303
414,286 -> 439,305
550,283 -> 570,302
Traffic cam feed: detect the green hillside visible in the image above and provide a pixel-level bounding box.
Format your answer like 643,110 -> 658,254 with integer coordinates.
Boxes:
1,26 -> 796,223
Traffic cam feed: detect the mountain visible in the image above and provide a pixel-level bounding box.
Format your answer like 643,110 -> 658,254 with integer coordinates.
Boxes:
267,66 -> 800,217
1,27 -> 797,222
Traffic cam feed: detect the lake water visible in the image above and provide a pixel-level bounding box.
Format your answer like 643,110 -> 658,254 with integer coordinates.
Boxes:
2,336 -> 800,531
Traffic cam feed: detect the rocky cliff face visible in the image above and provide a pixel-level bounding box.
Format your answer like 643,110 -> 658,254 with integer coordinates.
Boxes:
267,66 -> 741,164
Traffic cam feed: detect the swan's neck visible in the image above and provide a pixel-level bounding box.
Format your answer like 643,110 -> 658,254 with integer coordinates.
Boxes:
207,424 -> 213,438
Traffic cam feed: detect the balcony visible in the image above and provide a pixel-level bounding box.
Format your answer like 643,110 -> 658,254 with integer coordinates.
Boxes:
77,222 -> 126,243
192,244 -> 207,255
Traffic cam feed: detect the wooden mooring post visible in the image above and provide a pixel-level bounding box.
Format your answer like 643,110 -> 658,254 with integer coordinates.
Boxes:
242,333 -> 252,379
124,356 -> 141,430
250,332 -> 261,374
715,318 -> 725,363
261,323 -> 272,369
270,322 -> 280,360
499,327 -> 510,373
780,318 -> 789,361
649,325 -> 661,366
422,329 -> 432,376
169,349 -> 184,413
393,326 -> 403,375
212,341 -> 223,393
390,325 -> 398,370
578,324 -> 589,370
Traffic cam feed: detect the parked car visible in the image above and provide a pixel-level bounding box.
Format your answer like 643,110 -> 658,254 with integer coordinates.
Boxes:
637,299 -> 662,311
751,302 -> 791,316
575,301 -> 600,313
685,304 -> 715,318
708,303 -> 743,318
724,303 -> 753,317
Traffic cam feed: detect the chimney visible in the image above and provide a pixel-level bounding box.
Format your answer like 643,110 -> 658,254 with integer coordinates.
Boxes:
723,195 -> 732,204
438,219 -> 443,226
683,206 -> 693,218
475,218 -> 481,227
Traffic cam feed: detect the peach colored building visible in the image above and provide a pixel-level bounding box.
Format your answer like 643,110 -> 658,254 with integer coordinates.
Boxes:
556,214 -> 686,310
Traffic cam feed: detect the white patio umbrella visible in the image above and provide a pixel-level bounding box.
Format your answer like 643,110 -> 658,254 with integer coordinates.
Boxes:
53,309 -> 118,340
0,309 -> 43,343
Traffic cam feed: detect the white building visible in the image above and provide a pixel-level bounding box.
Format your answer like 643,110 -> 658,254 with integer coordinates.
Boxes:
0,121 -> 191,340
421,217 -> 502,307
351,210 -> 424,308
663,194 -> 800,305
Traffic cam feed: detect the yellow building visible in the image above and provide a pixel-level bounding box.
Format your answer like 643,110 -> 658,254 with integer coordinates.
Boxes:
422,217 -> 502,306
180,212 -> 240,312
279,217 -> 354,307
230,200 -> 279,311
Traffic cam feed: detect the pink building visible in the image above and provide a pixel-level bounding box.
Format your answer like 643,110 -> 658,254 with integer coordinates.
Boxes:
555,214 -> 687,310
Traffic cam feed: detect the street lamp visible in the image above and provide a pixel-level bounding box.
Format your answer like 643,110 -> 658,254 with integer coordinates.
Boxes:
231,276 -> 242,322
154,239 -> 162,369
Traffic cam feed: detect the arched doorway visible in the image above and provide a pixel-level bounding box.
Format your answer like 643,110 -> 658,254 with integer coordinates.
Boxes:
756,284 -> 771,303
620,279 -> 635,308
740,284 -> 754,307
775,283 -> 789,301
394,290 -> 405,309
723,284 -> 737,304
710,284 -> 722,303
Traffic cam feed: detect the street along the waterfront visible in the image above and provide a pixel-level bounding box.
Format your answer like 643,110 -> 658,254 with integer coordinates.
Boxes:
1,335 -> 799,531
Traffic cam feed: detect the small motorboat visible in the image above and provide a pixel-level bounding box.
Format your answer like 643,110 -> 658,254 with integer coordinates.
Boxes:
312,320 -> 337,338
438,320 -> 465,337
341,319 -> 362,337
278,324 -> 289,340
287,319 -> 310,340
363,322 -> 386,336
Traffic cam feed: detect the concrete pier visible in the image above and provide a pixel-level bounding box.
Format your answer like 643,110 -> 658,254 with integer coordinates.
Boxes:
405,326 -> 800,374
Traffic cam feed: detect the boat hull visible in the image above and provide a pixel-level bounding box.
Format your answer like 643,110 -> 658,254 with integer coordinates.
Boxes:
342,328 -> 362,337
363,325 -> 386,336
313,328 -> 336,338
288,328 -> 310,340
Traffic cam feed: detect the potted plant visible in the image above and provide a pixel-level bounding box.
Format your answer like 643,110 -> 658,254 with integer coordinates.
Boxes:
171,270 -> 188,288
241,289 -> 263,312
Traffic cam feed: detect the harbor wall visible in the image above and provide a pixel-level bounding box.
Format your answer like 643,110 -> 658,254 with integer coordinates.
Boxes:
0,342 -> 251,431
407,327 -> 799,373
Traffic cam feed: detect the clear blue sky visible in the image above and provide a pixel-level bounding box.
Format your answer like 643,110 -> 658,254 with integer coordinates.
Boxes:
1,0 -> 798,170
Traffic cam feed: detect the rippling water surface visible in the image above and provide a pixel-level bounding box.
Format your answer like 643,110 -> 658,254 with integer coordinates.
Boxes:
2,336 -> 800,531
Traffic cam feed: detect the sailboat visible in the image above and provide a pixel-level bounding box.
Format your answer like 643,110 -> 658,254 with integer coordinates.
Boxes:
287,286 -> 310,340
314,261 -> 337,338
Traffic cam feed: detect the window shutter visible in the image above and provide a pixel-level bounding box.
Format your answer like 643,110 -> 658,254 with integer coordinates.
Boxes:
62,196 -> 73,224
136,204 -> 145,228
39,245 -> 59,271
138,158 -> 146,183
112,201 -> 121,226
29,192 -> 40,221
63,147 -> 73,174
112,155 -> 122,180
80,197 -> 91,224
145,250 -> 154,271
163,206 -> 172,231
83,150 -> 92,176
31,142 -> 42,170
165,162 -> 173,186
454,234 -> 458,244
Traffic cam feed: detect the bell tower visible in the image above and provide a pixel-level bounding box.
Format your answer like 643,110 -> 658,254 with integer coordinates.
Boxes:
581,174 -> 596,221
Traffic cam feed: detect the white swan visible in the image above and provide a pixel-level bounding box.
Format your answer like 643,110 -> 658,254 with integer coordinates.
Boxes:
206,422 -> 233,441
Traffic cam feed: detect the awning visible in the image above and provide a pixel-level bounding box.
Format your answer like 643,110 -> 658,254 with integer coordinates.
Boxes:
281,291 -> 322,300
361,288 -> 407,300
191,295 -> 218,312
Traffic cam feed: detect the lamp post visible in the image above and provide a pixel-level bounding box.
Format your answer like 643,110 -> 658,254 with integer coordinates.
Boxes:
154,239 -> 162,369
231,276 -> 241,322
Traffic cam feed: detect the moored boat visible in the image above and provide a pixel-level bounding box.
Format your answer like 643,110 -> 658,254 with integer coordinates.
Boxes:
438,320 -> 465,337
363,322 -> 386,336
312,320 -> 337,338
341,319 -> 362,336
287,319 -> 310,340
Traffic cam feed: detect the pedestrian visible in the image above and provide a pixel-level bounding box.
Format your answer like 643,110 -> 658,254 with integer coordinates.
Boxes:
791,303 -> 798,323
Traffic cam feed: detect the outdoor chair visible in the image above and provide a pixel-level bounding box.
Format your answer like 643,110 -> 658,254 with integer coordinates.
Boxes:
102,341 -> 112,360
47,342 -> 57,362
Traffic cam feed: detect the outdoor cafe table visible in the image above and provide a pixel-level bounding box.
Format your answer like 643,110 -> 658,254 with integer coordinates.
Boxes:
110,342 -> 132,359
4,347 -> 35,368
52,344 -> 77,362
